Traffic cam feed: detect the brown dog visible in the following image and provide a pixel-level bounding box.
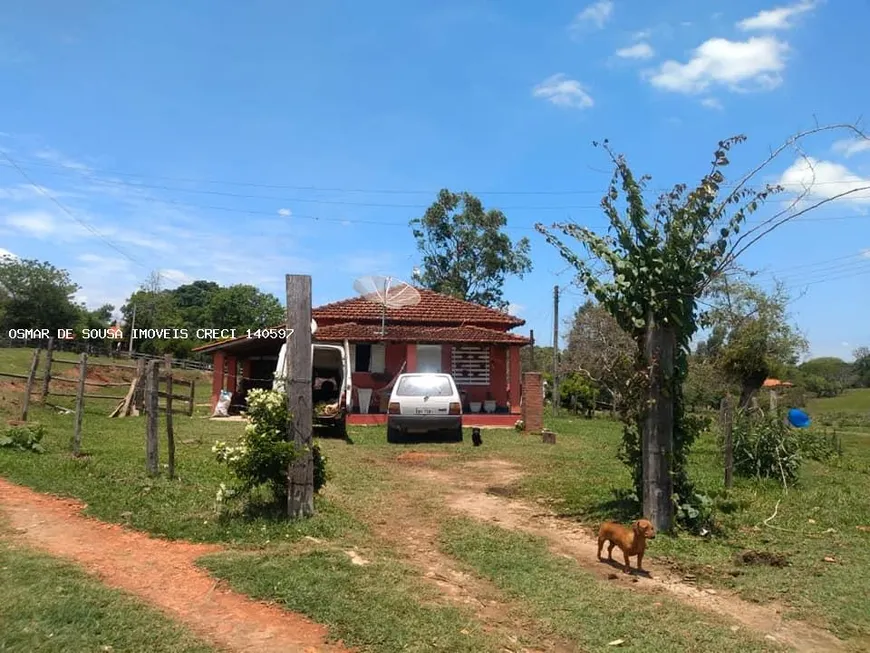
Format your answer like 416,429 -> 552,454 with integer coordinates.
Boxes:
597,518 -> 656,573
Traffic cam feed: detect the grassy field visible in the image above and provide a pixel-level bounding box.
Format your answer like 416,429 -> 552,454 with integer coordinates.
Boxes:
0,534 -> 215,652
2,346 -> 870,651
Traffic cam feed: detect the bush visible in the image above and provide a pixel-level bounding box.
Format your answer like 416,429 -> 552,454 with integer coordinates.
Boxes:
731,412 -> 801,486
795,428 -> 843,462
0,424 -> 46,453
213,389 -> 329,510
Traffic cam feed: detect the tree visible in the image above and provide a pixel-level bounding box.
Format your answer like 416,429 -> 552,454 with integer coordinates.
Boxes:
799,356 -> 853,395
536,125 -> 870,532
852,346 -> 870,388
411,189 -> 532,309
521,345 -> 554,374
562,300 -> 635,412
205,284 -> 284,331
706,278 -> 808,408
0,258 -> 82,332
684,356 -> 735,411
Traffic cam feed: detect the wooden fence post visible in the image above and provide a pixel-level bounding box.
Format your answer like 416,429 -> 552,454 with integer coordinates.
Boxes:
133,358 -> 146,414
721,395 -> 734,490
41,337 -> 54,402
20,347 -> 41,421
286,274 -> 314,518
187,379 -> 195,417
72,353 -> 87,456
165,363 -> 175,480
145,361 -> 160,476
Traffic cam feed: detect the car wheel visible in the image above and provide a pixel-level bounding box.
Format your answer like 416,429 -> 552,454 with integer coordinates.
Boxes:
449,426 -> 463,442
387,425 -> 402,443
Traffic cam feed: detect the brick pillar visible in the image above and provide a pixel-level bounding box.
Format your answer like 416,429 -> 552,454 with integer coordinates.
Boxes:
522,372 -> 543,432
508,345 -> 521,414
226,356 -> 238,393
211,351 -> 225,410
406,343 -> 417,372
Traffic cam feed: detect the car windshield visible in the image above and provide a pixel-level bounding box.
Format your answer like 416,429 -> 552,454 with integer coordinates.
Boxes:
396,375 -> 453,396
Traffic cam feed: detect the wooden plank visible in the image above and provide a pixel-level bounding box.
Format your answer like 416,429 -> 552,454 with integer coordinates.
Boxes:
51,392 -> 127,400
165,363 -> 175,480
20,347 -> 41,421
187,379 -> 195,417
157,391 -> 193,402
52,358 -> 138,370
0,371 -> 30,380
145,361 -> 160,476
132,358 -> 146,415
72,353 -> 87,456
41,337 -> 54,402
286,274 -> 314,518
158,375 -> 192,387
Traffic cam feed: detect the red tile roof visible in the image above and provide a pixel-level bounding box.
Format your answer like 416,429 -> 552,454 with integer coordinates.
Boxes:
312,288 -> 525,328
314,323 -> 530,344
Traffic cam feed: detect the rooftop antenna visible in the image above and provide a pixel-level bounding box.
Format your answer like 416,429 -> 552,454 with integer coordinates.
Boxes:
353,275 -> 421,337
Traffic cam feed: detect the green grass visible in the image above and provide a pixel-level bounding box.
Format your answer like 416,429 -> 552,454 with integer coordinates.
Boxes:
439,518 -> 780,652
4,344 -> 870,649
807,387 -> 870,414
199,547 -> 498,653
0,538 -> 215,653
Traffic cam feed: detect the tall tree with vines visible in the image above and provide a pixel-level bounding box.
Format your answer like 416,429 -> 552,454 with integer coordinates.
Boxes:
536,124 -> 870,532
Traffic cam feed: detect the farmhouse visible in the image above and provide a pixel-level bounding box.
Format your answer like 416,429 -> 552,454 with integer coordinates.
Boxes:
192,288 -> 531,426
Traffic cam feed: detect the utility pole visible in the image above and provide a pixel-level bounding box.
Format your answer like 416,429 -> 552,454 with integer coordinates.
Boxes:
127,304 -> 137,357
552,285 -> 560,417
529,329 -> 535,370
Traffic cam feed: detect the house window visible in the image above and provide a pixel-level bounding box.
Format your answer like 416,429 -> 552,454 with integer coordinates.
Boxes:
416,344 -> 442,372
354,344 -> 371,372
353,343 -> 386,374
451,345 -> 490,385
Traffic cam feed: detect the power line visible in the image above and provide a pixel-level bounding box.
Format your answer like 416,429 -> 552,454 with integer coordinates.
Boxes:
0,150 -> 146,268
3,155 -> 870,196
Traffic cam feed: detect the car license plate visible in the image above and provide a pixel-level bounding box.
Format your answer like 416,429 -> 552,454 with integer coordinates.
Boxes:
416,407 -> 435,415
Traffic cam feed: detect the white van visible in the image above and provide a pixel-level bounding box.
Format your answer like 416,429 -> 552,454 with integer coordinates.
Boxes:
274,342 -> 352,437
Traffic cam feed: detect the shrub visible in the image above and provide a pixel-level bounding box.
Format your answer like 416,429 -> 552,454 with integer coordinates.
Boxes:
795,428 -> 843,462
213,389 -> 329,510
0,424 -> 46,453
732,411 -> 801,486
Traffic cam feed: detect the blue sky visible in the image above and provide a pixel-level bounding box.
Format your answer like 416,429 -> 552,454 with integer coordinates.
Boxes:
1,0 -> 868,360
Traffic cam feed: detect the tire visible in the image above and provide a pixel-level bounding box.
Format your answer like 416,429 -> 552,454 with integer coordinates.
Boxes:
449,425 -> 463,442
387,424 -> 402,444
334,419 -> 348,441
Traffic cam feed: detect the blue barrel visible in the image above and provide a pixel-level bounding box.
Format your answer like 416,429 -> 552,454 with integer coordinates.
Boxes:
787,408 -> 811,428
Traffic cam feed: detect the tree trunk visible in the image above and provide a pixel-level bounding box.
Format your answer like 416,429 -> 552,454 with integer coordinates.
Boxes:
643,320 -> 675,533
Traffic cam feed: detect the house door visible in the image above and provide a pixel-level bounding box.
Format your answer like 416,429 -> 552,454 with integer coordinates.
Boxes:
416,344 -> 442,373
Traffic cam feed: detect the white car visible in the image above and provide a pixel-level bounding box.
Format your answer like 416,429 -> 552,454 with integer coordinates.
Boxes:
386,373 -> 463,443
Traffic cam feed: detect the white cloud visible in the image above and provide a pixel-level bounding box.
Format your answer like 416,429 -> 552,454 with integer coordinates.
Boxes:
701,97 -> 724,110
616,42 -> 655,59
277,208 -> 292,217
532,74 -> 594,109
737,0 -> 816,31
5,210 -> 58,237
632,28 -> 652,40
862,248 -> 870,259
158,268 -> 194,287
831,138 -> 870,158
506,302 -> 525,316
778,157 -> 870,205
0,247 -> 17,260
570,0 -> 613,30
647,36 -> 788,94
842,341 -> 851,348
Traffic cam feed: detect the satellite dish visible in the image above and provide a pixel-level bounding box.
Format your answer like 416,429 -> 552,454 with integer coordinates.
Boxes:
311,318 -> 318,335
353,275 -> 421,336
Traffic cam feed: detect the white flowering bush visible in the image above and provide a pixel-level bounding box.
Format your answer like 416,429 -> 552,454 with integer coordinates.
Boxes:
213,388 -> 329,509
